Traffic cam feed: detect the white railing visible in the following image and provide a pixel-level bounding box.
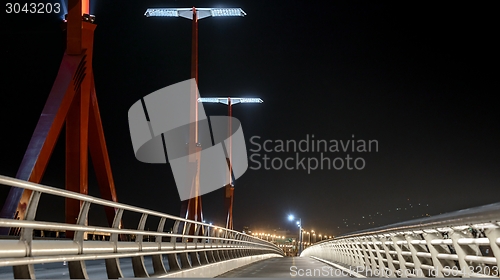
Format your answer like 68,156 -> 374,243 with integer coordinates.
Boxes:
0,175 -> 284,279
301,203 -> 500,278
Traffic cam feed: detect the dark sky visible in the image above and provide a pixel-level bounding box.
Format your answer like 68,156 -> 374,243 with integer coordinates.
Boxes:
1,1 -> 499,236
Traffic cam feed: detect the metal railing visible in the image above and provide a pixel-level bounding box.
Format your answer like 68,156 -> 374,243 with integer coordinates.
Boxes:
0,175 -> 284,279
301,202 -> 500,278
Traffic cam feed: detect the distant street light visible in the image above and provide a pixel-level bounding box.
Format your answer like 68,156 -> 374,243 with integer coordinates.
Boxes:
287,214 -> 303,255
305,231 -> 311,244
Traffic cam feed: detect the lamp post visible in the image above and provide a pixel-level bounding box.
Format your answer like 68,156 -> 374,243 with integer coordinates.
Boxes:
288,214 -> 303,255
144,7 -> 246,224
198,97 -> 262,229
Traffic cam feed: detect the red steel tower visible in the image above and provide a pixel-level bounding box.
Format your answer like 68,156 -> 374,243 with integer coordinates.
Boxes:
0,0 -> 119,236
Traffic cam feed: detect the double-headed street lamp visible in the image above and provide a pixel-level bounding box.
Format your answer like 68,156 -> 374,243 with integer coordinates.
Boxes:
287,214 -> 303,255
199,97 -> 263,229
144,7 -> 246,224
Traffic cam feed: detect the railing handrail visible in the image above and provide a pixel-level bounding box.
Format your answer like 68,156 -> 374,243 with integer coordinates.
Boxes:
313,201 -> 500,244
0,174 -> 284,278
343,202 -> 500,238
302,202 -> 500,278
0,175 -> 249,237
0,218 -> 279,249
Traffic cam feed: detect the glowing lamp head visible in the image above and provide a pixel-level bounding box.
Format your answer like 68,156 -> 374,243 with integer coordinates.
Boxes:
144,7 -> 246,19
288,214 -> 294,221
82,13 -> 95,23
198,97 -> 263,105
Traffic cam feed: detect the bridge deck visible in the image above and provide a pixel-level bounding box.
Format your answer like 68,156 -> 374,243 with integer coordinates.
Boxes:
0,256 -> 358,278
217,256 -> 348,278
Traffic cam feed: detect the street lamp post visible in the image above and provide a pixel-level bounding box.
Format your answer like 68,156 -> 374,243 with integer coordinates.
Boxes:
288,214 -> 303,255
198,97 -> 262,229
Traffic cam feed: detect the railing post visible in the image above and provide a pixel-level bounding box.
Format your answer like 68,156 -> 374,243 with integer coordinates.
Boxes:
327,243 -> 336,262
227,231 -> 236,259
242,235 -> 249,257
221,229 -> 230,259
423,231 -> 454,277
331,242 -> 337,262
451,228 -> 480,278
391,235 -> 409,278
353,238 -> 365,268
235,233 -> 244,258
213,228 -> 223,261
167,220 -> 182,272
13,190 -> 41,280
105,208 -> 124,279
365,237 -> 378,272
485,228 -> 500,269
198,224 -> 210,265
68,200 -> 91,279
131,213 -> 149,277
179,222 -> 192,268
358,237 -> 371,273
348,240 -> 357,266
188,223 -> 202,267
404,234 -> 426,277
211,227 -> 222,262
340,240 -> 348,265
151,217 -> 167,276
378,236 -> 397,278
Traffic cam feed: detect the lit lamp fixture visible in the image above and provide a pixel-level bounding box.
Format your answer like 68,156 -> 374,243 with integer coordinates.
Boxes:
198,98 -> 263,105
145,7 -> 246,18
82,13 -> 95,23
64,13 -> 95,23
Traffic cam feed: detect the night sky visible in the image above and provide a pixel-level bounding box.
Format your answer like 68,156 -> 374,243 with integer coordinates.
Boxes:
1,1 -> 499,237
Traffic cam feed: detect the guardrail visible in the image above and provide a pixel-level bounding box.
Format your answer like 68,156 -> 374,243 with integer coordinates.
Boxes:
0,175 -> 284,279
301,202 -> 500,278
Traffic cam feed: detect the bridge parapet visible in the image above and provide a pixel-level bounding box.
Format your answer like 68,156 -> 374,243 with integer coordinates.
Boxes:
301,202 -> 500,278
0,175 -> 284,279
